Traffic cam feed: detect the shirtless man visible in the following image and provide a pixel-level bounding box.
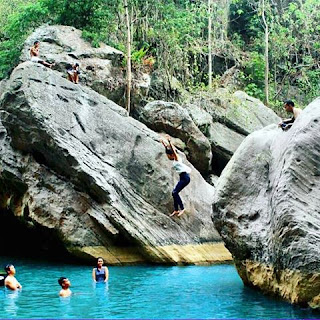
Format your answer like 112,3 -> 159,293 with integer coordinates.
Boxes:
4,264 -> 22,290
30,40 -> 54,68
278,100 -> 302,131
58,277 -> 72,297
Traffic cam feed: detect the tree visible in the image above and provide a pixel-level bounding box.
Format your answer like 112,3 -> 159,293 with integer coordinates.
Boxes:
208,0 -> 213,87
123,0 -> 132,114
261,0 -> 269,105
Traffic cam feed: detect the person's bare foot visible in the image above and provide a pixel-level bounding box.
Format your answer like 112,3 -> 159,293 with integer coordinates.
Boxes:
170,211 -> 179,217
177,209 -> 186,217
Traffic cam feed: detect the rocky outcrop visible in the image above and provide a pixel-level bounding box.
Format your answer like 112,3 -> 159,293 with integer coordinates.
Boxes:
20,25 -> 150,107
213,97 -> 320,307
135,90 -> 280,176
133,101 -> 212,175
0,61 -> 231,264
187,89 -> 280,174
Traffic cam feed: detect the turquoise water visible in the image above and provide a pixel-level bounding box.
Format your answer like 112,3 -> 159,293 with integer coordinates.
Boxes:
0,257 -> 319,319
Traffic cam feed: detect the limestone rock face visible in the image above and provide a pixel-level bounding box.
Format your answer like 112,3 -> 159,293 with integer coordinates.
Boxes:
213,97 -> 320,307
185,90 -> 279,174
134,101 -> 212,175
0,61 -> 231,264
20,25 -> 150,107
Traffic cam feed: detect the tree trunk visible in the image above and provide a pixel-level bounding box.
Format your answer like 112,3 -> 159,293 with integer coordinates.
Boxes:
124,0 -> 132,114
208,0 -> 212,88
261,0 -> 269,105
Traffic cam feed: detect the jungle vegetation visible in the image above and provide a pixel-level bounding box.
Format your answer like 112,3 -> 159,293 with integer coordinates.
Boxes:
0,0 -> 319,112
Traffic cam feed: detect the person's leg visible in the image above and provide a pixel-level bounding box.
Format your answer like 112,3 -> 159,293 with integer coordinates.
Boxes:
74,72 -> 79,84
67,73 -> 73,82
171,180 -> 184,215
172,173 -> 190,213
40,60 -> 54,68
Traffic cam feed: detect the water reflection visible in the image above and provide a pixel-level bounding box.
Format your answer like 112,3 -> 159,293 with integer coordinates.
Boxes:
3,288 -> 20,317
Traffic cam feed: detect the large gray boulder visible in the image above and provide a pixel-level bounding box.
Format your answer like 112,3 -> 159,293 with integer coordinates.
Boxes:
186,89 -> 280,174
134,101 -> 212,175
20,25 -> 150,107
213,97 -> 320,308
0,61 -> 231,264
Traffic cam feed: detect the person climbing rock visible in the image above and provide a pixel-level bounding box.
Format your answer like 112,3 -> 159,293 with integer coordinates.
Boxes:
278,100 -> 302,131
30,40 -> 54,68
66,63 -> 80,84
161,136 -> 191,217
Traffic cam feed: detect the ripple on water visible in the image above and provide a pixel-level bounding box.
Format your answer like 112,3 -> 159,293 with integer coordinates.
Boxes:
0,257 -> 319,319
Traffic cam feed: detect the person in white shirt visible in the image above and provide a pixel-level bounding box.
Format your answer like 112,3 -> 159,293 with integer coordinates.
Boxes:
278,100 -> 302,131
161,137 -> 191,217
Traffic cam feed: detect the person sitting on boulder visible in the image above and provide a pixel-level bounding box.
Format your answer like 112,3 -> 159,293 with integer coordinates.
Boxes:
161,136 -> 191,217
66,63 -> 80,84
278,100 -> 302,131
30,40 -> 54,68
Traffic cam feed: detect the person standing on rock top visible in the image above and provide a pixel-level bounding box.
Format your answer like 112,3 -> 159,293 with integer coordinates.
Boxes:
278,100 -> 302,131
161,137 -> 191,217
30,40 -> 54,68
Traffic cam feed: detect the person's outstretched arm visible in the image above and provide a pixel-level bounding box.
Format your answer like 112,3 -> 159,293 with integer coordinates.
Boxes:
168,138 -> 178,161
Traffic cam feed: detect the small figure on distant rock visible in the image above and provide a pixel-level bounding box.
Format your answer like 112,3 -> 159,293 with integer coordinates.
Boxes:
92,257 -> 109,283
66,63 -> 80,84
278,100 -> 302,131
30,40 -> 54,68
58,277 -> 72,297
161,136 -> 191,217
4,264 -> 22,291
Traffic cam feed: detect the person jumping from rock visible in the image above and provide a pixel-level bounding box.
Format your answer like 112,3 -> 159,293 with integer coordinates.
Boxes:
30,40 -> 54,68
278,100 -> 302,131
161,137 -> 191,217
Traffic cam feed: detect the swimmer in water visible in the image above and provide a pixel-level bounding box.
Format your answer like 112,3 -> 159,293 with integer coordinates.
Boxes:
58,277 -> 72,297
4,265 -> 22,291
92,257 -> 109,283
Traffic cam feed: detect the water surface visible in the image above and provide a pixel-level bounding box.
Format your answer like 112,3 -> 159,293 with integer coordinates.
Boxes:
0,257 -> 319,319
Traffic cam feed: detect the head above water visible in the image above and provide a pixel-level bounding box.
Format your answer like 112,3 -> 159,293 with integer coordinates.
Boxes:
97,257 -> 104,267
58,277 -> 70,288
4,264 -> 15,275
33,40 -> 40,46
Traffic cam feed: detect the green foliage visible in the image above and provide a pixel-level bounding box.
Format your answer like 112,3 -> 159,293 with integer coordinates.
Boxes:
0,0 -> 318,110
0,1 -> 51,78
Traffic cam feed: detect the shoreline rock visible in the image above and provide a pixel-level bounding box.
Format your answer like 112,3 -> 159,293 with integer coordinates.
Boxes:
213,97 -> 320,308
0,61 -> 228,264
